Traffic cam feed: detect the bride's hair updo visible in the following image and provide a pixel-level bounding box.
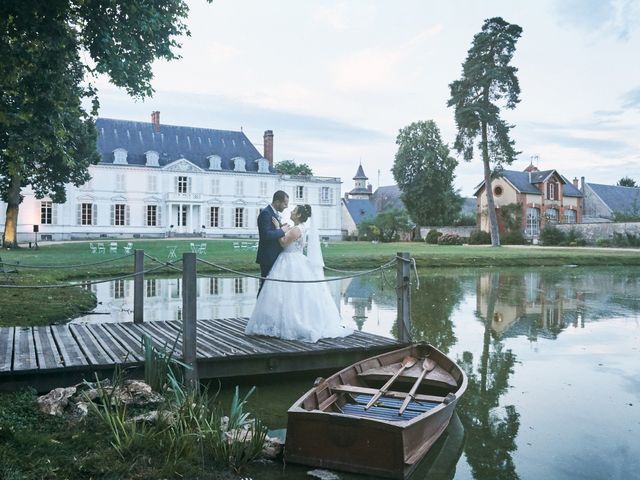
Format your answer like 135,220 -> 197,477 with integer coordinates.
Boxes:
298,204 -> 312,222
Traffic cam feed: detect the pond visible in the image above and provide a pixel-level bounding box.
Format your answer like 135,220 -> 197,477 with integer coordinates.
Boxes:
74,267 -> 640,479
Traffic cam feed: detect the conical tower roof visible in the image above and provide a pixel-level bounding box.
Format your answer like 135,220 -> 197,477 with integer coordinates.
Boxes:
353,163 -> 368,180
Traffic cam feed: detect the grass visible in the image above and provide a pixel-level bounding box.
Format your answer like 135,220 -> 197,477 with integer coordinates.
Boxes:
2,238 -> 640,326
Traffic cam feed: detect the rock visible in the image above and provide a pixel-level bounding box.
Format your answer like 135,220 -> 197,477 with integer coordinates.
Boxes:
37,387 -> 77,416
307,469 -> 340,480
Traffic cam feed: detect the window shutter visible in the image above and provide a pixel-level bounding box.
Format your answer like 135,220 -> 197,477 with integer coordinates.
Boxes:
318,188 -> 322,203
110,205 -> 115,226
174,176 -> 179,192
125,205 -> 130,226
330,188 -> 334,204
76,204 -> 81,225
92,204 -> 98,225
220,207 -> 224,228
244,208 -> 248,227
157,206 -> 162,226
52,204 -> 58,225
188,177 -> 192,193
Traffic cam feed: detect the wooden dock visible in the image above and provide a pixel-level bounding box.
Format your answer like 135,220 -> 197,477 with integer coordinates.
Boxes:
0,318 -> 401,393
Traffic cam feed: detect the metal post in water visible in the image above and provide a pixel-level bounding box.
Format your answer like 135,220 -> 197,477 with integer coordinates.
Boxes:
133,249 -> 144,323
396,252 -> 412,343
182,252 -> 198,386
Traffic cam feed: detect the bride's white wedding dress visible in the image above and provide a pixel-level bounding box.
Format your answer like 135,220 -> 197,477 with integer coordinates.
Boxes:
245,223 -> 353,343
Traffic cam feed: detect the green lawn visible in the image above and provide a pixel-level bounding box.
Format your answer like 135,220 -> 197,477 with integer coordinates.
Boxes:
1,239 -> 640,326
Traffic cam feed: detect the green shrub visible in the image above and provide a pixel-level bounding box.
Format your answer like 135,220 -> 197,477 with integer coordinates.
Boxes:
596,238 -> 610,247
468,229 -> 491,245
437,233 -> 462,245
501,230 -> 526,245
612,232 -> 640,247
425,229 -> 442,244
540,226 -> 566,246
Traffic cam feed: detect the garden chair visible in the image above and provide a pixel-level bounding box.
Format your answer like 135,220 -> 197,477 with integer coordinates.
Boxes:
233,242 -> 240,249
97,242 -> 106,254
123,242 -> 133,254
198,243 -> 207,254
89,243 -> 97,254
109,242 -> 118,254
190,242 -> 197,253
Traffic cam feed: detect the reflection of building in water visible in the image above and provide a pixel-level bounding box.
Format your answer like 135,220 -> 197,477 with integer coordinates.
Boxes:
476,271 -> 583,339
73,276 -> 260,323
341,276 -> 375,330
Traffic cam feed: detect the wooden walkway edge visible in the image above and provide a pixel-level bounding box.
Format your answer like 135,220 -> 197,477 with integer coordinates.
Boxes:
0,318 -> 402,393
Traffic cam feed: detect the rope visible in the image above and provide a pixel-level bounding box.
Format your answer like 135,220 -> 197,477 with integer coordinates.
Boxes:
0,253 -> 134,269
143,253 -> 184,273
0,262 -> 174,289
196,257 -> 396,284
410,257 -> 420,290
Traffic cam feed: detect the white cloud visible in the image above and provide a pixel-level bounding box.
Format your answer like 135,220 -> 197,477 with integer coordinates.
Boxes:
314,2 -> 349,30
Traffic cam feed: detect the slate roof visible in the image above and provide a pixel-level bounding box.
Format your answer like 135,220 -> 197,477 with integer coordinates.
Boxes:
95,118 -> 268,172
474,170 -> 583,197
587,183 -> 640,213
343,198 -> 377,224
371,185 -> 404,211
353,164 -> 368,179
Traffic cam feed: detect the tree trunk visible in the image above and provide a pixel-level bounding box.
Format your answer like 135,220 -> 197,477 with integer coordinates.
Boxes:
2,174 -> 22,249
481,120 -> 501,247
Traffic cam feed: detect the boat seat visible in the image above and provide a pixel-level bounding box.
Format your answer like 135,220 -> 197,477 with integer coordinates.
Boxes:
339,393 -> 439,422
330,384 -> 446,404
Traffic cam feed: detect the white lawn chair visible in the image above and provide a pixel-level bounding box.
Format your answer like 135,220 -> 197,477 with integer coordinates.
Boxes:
89,243 -> 97,254
109,242 -> 118,254
123,242 -> 133,254
190,242 -> 197,253
198,243 -> 207,254
233,242 -> 240,249
97,242 -> 106,254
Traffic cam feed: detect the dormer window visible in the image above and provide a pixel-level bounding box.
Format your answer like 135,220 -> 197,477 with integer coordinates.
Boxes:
257,157 -> 270,173
546,182 -> 557,200
145,150 -> 159,167
208,155 -> 222,170
113,148 -> 128,165
232,156 -> 246,172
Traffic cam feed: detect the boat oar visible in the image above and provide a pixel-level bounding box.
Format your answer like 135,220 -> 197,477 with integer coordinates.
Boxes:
398,358 -> 435,416
364,356 -> 417,410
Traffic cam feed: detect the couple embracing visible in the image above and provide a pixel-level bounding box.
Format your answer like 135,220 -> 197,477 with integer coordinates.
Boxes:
244,190 -> 352,343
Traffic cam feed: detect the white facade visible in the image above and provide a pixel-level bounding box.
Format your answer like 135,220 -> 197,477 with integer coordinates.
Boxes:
0,118 -> 343,241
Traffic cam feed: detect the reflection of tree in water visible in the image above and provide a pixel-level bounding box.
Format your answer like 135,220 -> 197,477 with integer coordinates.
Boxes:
409,273 -> 467,353
459,272 -> 520,480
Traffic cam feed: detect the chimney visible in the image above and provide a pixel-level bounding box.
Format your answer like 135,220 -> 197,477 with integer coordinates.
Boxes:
263,130 -> 274,166
572,177 -> 579,188
151,111 -> 160,133
367,183 -> 372,193
580,176 -> 585,192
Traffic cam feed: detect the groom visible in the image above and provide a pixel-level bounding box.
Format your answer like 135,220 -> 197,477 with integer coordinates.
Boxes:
256,190 -> 290,295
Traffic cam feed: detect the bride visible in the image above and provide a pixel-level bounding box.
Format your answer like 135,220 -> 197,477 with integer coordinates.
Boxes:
245,204 -> 353,343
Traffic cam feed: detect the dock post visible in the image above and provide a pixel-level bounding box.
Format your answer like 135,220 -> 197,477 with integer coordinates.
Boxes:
396,252 -> 412,343
133,249 -> 144,324
182,252 -> 199,386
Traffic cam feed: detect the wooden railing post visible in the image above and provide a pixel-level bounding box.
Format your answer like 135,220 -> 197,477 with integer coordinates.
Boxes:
133,249 -> 144,324
396,252 -> 412,343
182,252 -> 198,386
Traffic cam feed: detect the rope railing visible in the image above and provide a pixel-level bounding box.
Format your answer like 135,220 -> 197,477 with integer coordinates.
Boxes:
0,253 -> 135,269
0,262 -> 174,289
195,257 -> 397,283
143,253 -> 184,273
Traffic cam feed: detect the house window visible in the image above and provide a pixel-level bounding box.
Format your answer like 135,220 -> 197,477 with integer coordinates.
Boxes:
234,207 -> 245,228
179,205 -> 188,226
209,206 -> 220,227
113,279 -> 125,299
236,179 -> 244,195
320,187 -> 332,204
494,186 -> 503,196
260,181 -> 268,197
546,182 -> 557,200
146,279 -> 157,298
115,174 -> 126,191
526,207 -> 540,237
546,208 -> 558,224
234,278 -> 244,294
147,175 -> 158,192
146,205 -> 158,226
177,176 -> 188,193
113,204 -> 127,226
41,201 -> 53,224
563,209 -> 577,224
211,178 -> 220,195
80,203 -> 93,225
296,186 -> 304,200
209,277 -> 219,295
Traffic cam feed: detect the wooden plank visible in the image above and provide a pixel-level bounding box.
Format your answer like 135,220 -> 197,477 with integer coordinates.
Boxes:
330,384 -> 445,403
100,323 -> 144,362
69,324 -> 116,365
197,320 -> 274,355
33,326 -> 63,370
219,317 -> 313,353
85,324 -> 138,363
50,325 -> 88,367
151,321 -> 219,357
0,327 -> 14,372
133,322 -> 209,359
13,327 -> 38,371
229,316 -> 324,352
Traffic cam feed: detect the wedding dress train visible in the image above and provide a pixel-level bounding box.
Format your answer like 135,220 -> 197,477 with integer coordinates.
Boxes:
245,224 -> 352,343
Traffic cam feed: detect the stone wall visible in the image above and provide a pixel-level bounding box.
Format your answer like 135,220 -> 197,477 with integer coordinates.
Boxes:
420,226 -> 476,238
555,222 -> 640,242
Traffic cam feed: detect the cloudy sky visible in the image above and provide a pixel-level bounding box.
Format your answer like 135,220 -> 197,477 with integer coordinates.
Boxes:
95,0 -> 640,196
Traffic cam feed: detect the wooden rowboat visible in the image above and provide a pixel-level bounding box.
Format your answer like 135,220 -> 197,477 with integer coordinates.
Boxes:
284,343 -> 468,479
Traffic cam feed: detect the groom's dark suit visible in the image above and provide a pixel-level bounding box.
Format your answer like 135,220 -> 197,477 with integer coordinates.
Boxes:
256,204 -> 285,295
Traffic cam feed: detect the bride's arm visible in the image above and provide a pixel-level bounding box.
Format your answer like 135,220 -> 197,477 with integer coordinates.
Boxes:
278,226 -> 301,247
